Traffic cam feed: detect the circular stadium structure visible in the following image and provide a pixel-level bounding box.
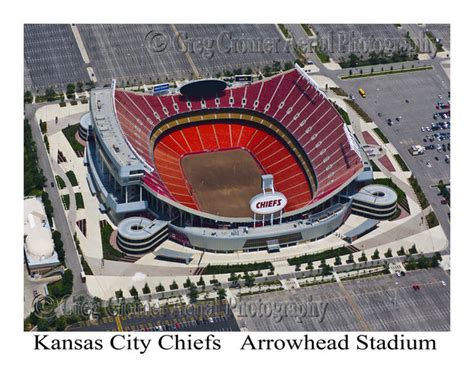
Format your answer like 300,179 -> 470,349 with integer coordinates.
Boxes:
86,65 -> 377,253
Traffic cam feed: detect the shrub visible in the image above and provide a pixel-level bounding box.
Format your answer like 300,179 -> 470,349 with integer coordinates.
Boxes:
409,175 -> 429,209
288,247 -> 352,266
129,286 -> 138,297
65,171 -> 78,186
202,261 -> 273,275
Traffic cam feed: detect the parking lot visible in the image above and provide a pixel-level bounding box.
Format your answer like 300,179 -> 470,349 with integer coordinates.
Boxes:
236,268 -> 450,331
24,24 -> 295,91
68,301 -> 240,332
24,24 -> 90,91
426,24 -> 450,52
77,24 -> 194,86
174,24 -> 295,78
312,24 -> 409,63
338,64 -> 451,238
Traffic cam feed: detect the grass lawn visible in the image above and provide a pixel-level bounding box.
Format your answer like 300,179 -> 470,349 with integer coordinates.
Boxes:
426,211 -> 439,228
393,154 -> 410,171
331,101 -> 351,125
65,170 -> 78,186
343,99 -> 373,122
62,123 -> 85,154
61,194 -> 70,210
101,222 -> 125,260
370,160 -> 381,172
373,128 -> 389,143
75,192 -> 84,209
55,175 -> 66,189
340,66 -> 432,79
288,247 -> 352,266
408,175 -> 430,209
202,262 -> 273,275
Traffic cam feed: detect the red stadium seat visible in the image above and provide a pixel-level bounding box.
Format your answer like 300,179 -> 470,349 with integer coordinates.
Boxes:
115,68 -> 364,214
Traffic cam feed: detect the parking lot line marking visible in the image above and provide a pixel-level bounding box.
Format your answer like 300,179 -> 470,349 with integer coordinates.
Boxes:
115,316 -> 123,332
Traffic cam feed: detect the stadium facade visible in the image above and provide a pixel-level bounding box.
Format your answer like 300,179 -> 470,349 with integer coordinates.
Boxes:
85,64 -> 392,254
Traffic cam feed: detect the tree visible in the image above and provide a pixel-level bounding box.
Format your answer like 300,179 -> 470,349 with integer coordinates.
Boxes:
409,244 -> 418,255
37,318 -> 50,331
66,83 -> 75,94
45,87 -> 57,101
405,256 -> 417,270
55,316 -> 67,331
184,277 -> 192,288
306,261 -> 314,271
417,254 -> 429,269
170,281 -> 178,290
243,272 -> 255,287
348,53 -> 359,67
372,249 -> 380,260
188,284 -> 198,303
321,263 -> 332,276
262,65 -> 272,77
217,288 -> 227,300
115,289 -> 123,299
368,51 -> 379,65
129,286 -> 138,297
430,255 -> 440,268
24,90 -> 33,104
229,272 -> 240,287
142,282 -> 150,294
155,283 -> 165,292
334,255 -> 342,265
272,60 -> 281,72
197,276 -> 205,289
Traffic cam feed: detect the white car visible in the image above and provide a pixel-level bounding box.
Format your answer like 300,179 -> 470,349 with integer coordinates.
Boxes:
441,280 -> 447,287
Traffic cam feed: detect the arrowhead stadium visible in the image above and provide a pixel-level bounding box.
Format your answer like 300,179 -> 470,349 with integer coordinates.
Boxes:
85,64 -> 393,254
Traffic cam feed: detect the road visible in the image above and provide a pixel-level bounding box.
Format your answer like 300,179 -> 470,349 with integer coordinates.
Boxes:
25,103 -> 88,297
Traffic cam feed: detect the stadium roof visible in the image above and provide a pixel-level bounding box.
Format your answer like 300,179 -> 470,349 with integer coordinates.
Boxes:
179,79 -> 227,98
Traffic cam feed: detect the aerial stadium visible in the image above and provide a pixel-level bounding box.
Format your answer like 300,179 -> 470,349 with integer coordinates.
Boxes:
85,64 -> 396,254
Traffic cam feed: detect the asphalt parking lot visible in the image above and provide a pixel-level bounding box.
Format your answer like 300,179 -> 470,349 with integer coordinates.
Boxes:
68,301 -> 240,332
174,24 -> 295,78
235,268 -> 450,331
426,24 -> 450,52
31,24 -> 295,89
337,64 -> 451,238
24,24 -> 90,91
312,24 -> 408,62
77,24 -> 193,85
